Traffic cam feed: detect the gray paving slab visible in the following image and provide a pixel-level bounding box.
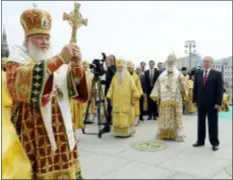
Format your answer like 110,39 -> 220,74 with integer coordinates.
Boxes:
167,172 -> 203,179
100,162 -> 174,179
211,169 -> 233,179
76,115 -> 232,179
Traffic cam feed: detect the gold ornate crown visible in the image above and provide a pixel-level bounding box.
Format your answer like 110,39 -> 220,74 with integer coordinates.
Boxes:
20,8 -> 52,37
116,58 -> 126,67
126,61 -> 135,69
166,53 -> 177,62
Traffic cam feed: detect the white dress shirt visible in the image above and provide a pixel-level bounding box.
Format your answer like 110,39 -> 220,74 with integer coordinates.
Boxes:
149,69 -> 154,86
203,68 -> 211,77
150,69 -> 154,80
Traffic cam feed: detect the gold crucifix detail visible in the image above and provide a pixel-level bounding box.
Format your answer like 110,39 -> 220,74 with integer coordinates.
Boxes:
63,1 -> 88,43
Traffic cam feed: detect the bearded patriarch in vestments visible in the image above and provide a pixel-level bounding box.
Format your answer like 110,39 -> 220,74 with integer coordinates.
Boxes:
106,59 -> 140,137
5,7 -> 88,179
150,53 -> 189,142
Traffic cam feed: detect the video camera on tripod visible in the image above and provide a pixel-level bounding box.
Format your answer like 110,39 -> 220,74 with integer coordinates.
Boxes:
82,53 -> 108,138
89,53 -> 106,77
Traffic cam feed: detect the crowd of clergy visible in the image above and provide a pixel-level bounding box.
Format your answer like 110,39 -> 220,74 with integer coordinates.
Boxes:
72,55 -> 229,141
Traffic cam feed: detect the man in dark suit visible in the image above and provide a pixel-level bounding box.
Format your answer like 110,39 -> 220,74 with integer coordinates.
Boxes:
140,61 -> 146,74
157,62 -> 165,75
145,60 -> 159,120
193,56 -> 223,151
101,55 -> 116,132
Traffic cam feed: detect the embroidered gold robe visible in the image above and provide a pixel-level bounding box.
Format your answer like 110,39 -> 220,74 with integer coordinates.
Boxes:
71,70 -> 95,129
131,72 -> 143,117
107,71 -> 140,137
150,70 -> 188,141
221,93 -> 229,112
2,70 -> 32,179
6,51 -> 88,179
184,74 -> 189,81
186,79 -> 197,113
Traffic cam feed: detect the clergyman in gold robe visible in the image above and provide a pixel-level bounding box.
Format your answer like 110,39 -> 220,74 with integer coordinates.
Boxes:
2,60 -> 32,179
127,61 -> 143,125
181,67 -> 190,114
221,89 -> 229,112
186,70 -> 197,113
71,60 -> 95,130
150,53 -> 189,142
107,59 -> 140,137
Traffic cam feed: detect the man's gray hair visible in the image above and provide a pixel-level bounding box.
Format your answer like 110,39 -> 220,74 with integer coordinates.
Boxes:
203,56 -> 214,63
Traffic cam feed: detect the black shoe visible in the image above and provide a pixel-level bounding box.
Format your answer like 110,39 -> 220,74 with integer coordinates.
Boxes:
102,126 -> 110,133
193,143 -> 204,147
212,146 -> 219,151
147,116 -> 152,120
139,116 -> 144,121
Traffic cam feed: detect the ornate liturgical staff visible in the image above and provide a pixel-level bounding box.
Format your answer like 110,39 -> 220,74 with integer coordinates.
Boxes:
63,1 -> 88,43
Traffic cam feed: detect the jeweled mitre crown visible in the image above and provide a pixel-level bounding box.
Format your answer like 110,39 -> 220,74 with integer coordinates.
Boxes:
20,7 -> 52,37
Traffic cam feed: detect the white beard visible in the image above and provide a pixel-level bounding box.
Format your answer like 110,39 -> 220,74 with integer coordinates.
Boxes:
117,69 -> 126,82
26,41 -> 53,60
167,66 -> 174,72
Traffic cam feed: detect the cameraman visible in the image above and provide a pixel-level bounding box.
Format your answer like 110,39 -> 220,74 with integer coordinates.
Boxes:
101,55 -> 116,132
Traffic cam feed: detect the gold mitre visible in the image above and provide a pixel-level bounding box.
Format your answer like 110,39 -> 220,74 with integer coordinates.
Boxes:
166,53 -> 177,62
20,7 -> 52,37
116,58 -> 126,67
126,61 -> 135,69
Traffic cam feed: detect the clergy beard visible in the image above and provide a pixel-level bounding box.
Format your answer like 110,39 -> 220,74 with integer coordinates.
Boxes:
26,40 -> 53,60
117,69 -> 126,82
167,63 -> 175,72
167,67 -> 174,72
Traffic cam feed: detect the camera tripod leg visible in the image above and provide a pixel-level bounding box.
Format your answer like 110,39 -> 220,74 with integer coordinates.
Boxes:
98,132 -> 102,138
97,100 -> 102,138
82,100 -> 92,134
82,128 -> 85,134
82,75 -> 108,138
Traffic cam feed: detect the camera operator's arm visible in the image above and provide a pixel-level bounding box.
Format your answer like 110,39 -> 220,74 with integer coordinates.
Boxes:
110,65 -> 117,74
100,75 -> 107,85
106,76 -> 114,105
105,66 -> 116,85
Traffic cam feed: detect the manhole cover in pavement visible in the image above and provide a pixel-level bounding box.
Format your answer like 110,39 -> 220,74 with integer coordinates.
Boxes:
131,140 -> 167,152
225,164 -> 232,177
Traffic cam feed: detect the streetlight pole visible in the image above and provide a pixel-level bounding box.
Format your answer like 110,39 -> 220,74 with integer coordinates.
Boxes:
184,40 -> 196,69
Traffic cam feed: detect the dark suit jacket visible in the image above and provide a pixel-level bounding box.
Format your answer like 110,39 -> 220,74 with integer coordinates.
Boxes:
139,74 -> 147,93
158,68 -> 165,75
102,65 -> 116,95
145,68 -> 159,95
193,69 -> 223,108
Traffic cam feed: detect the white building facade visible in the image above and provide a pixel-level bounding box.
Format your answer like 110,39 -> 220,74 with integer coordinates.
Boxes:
176,54 -> 203,70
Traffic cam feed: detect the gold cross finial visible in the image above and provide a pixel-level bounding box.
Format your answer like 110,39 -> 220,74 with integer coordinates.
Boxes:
63,1 -> 88,43
33,2 -> 37,8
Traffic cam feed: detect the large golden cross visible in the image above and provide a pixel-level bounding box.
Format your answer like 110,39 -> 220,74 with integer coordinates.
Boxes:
63,2 -> 88,43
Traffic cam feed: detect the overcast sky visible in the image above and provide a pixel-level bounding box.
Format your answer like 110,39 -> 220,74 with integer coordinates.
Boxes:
2,1 -> 232,65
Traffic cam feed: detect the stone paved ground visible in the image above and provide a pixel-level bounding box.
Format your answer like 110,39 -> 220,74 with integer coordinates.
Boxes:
76,115 -> 232,179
